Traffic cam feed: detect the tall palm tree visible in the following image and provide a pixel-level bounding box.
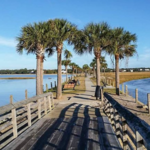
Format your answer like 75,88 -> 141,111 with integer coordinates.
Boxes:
73,22 -> 110,86
46,19 -> 77,99
16,22 -> 50,95
106,28 -> 137,95
63,49 -> 72,81
62,60 -> 71,82
74,64 -> 79,74
83,64 -> 89,74
69,62 -> 76,75
90,61 -> 96,77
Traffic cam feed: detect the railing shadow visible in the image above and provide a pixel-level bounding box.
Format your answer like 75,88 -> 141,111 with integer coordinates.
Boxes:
24,103 -> 122,150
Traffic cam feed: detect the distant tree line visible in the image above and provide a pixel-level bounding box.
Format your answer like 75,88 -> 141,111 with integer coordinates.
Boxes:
0,68 -> 73,74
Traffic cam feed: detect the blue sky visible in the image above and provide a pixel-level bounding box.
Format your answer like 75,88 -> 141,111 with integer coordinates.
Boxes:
0,0 -> 150,69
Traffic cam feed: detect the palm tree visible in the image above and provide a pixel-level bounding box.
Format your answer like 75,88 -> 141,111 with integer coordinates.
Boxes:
74,64 -> 79,74
106,28 -> 137,95
16,22 -> 50,95
69,62 -> 76,75
90,61 -> 96,77
101,62 -> 107,76
73,22 -> 110,86
63,49 -> 72,81
46,19 -> 77,99
83,64 -> 89,74
62,60 -> 71,82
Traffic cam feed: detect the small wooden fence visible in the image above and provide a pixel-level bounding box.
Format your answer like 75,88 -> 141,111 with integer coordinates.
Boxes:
0,92 -> 54,149
103,93 -> 150,150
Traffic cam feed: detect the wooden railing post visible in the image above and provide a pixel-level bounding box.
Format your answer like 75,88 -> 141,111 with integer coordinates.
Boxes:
51,94 -> 54,109
115,112 -> 120,138
136,89 -> 138,103
126,85 -> 128,96
10,95 -> 13,104
147,93 -> 150,114
136,131 -> 144,150
101,88 -> 103,102
113,81 -> 115,87
12,108 -> 17,138
44,97 -> 47,115
48,95 -> 51,111
27,103 -> 31,127
51,82 -> 53,89
25,90 -> 28,99
122,84 -> 124,94
38,99 -> 41,119
113,108 -> 117,132
46,84 -> 48,93
122,117 -> 128,150
110,105 -> 114,127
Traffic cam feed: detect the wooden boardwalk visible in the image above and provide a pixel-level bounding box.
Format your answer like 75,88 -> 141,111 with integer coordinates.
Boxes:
3,77 -> 122,150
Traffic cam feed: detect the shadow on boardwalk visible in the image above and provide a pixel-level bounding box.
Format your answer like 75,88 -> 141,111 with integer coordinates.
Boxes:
13,103 -> 121,150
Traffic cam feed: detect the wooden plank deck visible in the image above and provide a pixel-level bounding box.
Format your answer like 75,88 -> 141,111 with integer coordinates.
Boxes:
3,103 -> 121,150
3,77 -> 122,150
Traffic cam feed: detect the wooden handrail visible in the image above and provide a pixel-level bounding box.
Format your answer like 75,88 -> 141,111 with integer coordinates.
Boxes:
0,92 -> 52,115
0,92 -> 54,149
104,92 -> 150,150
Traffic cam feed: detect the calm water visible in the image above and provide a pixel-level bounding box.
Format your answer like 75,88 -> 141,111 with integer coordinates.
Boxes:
120,78 -> 150,104
0,74 -> 72,106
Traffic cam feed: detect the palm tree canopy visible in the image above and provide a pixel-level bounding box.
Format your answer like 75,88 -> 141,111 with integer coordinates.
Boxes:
73,22 -> 111,56
92,56 -> 106,64
101,63 -> 108,68
64,49 -> 72,59
106,28 -> 137,59
16,22 -> 51,56
46,19 -> 77,55
74,64 -> 79,69
62,60 -> 71,67
90,62 -> 95,67
69,62 -> 76,69
83,64 -> 89,70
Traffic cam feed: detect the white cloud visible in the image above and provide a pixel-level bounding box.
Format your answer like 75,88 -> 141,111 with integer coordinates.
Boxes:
0,36 -> 17,47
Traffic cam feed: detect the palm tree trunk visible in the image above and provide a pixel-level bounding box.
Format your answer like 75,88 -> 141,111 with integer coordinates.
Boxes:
96,57 -> 100,86
65,65 -> 68,82
40,56 -> 44,94
56,47 -> 62,99
115,54 -> 120,95
104,68 -> 106,83
93,66 -> 95,78
36,55 -> 41,95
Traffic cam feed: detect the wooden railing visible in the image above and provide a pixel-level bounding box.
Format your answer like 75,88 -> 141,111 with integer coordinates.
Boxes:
0,92 -> 54,149
103,93 -> 150,150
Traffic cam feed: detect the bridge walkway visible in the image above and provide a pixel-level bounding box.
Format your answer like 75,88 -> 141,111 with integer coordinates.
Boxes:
3,77 -> 122,150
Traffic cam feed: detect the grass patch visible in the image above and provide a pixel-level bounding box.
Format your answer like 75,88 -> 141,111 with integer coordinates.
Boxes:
44,75 -> 86,97
103,89 -> 116,94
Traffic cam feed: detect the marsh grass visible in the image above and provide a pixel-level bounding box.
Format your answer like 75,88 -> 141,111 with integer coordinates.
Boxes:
102,72 -> 150,83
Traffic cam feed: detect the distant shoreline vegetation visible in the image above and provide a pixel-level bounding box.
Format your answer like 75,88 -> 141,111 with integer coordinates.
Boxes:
0,77 -> 35,79
0,68 -> 73,74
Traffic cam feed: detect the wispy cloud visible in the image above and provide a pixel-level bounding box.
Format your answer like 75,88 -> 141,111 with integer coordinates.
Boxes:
0,36 -> 17,47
